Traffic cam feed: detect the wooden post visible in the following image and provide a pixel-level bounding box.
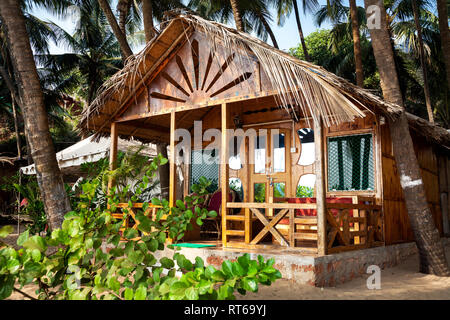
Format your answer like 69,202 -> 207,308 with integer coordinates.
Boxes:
169,110 -> 176,208
244,208 -> 251,243
107,122 -> 118,195
221,103 -> 229,247
314,117 -> 327,256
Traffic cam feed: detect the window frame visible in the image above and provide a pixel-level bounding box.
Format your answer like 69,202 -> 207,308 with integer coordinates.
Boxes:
325,130 -> 377,195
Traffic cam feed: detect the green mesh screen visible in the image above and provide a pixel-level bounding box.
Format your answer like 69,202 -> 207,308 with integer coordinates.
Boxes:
190,149 -> 219,193
327,134 -> 374,191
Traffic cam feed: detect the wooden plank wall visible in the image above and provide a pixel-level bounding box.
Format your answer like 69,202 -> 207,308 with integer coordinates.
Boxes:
380,121 -> 444,244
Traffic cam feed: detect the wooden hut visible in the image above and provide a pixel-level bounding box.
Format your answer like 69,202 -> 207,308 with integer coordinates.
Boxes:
79,14 -> 450,255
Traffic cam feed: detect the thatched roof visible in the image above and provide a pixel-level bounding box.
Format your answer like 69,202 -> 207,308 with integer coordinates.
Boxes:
78,14 -> 450,149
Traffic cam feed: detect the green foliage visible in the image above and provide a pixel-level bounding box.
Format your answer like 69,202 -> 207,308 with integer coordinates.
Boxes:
254,183 -> 266,203
0,174 -> 47,234
75,147 -> 161,211
0,155 -> 280,300
296,185 -> 314,198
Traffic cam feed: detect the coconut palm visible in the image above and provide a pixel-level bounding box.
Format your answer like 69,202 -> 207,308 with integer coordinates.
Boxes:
272,0 -> 318,61
189,0 -> 280,47
392,0 -> 434,122
315,0 -> 365,85
39,1 -> 123,106
0,0 -> 71,229
437,0 -> 450,93
364,0 -> 450,276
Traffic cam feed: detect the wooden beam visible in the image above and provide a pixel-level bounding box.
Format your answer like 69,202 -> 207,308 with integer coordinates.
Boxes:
314,117 -> 327,256
107,122 -> 118,195
95,25 -> 193,135
169,110 -> 176,208
221,103 -> 229,247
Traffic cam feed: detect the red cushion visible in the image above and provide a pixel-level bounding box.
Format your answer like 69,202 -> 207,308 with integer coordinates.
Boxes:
207,190 -> 233,216
277,197 -> 354,225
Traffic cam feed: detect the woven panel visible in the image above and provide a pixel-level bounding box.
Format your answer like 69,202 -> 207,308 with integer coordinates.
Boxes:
327,134 -> 374,191
190,149 -> 219,192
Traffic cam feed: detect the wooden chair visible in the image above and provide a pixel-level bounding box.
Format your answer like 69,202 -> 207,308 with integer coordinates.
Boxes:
200,189 -> 237,239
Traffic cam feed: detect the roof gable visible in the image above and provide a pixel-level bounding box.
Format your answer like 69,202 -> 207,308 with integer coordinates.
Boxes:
119,31 -> 268,120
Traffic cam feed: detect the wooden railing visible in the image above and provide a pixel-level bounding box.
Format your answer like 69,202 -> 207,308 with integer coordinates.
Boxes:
326,202 -> 384,253
111,203 -> 164,241
224,200 -> 384,253
225,202 -> 318,250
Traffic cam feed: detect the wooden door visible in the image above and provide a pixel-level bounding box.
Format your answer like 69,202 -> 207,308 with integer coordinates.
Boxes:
248,128 -> 291,216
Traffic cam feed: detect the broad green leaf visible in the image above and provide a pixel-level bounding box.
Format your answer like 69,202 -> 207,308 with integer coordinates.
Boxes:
23,235 -> 47,252
242,278 -> 258,292
123,228 -> 138,239
194,257 -> 204,269
124,288 -> 134,300
16,230 -> 29,246
211,270 -> 226,282
222,260 -> 233,277
185,287 -> 199,300
160,257 -> 174,269
0,225 -> 13,238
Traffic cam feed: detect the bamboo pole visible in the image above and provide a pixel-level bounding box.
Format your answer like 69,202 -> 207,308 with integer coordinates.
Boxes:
314,117 -> 327,255
169,110 -> 176,208
221,103 -> 229,247
107,122 -> 118,195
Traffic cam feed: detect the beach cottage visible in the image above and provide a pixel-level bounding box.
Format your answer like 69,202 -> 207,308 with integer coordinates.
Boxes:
79,14 -> 450,263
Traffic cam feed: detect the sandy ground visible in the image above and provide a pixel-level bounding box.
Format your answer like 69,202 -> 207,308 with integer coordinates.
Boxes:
4,230 -> 450,300
240,245 -> 450,300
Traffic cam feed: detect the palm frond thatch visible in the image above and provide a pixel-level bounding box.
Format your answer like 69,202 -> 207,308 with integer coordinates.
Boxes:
79,13 -> 405,140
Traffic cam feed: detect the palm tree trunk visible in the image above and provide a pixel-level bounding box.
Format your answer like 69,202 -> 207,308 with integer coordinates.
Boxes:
142,0 -> 155,43
293,0 -> 310,61
98,0 -> 133,60
349,0 -> 364,87
0,64 -> 22,109
157,143 -> 170,200
364,0 -> 449,276
437,0 -> 450,93
257,12 -> 279,48
412,0 -> 434,123
11,93 -> 21,159
0,0 -> 71,230
230,0 -> 244,32
117,0 -> 130,35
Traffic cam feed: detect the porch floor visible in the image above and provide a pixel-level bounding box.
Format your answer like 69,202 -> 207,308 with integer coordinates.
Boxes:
179,240 -> 319,257
155,240 -> 423,287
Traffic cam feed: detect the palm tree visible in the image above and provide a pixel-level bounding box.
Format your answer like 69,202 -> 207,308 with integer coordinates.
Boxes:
97,0 -> 133,60
437,0 -> 450,93
273,0 -> 318,61
315,0 -> 364,85
392,0 -> 434,122
0,0 -> 71,230
364,0 -> 450,276
230,0 -> 244,31
189,0 -> 280,47
349,0 -> 363,86
40,1 -> 123,106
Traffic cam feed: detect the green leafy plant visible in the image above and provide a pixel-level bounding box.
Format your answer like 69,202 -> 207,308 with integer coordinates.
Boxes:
296,185 -> 314,198
0,154 -> 281,300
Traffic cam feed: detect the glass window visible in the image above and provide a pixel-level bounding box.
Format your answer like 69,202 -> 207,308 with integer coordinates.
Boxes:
327,134 -> 374,191
298,128 -> 315,166
272,132 -> 285,173
190,148 -> 219,193
274,182 -> 286,198
229,136 -> 243,170
254,183 -> 266,203
296,174 -> 315,197
254,135 -> 266,174
229,178 -> 243,201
